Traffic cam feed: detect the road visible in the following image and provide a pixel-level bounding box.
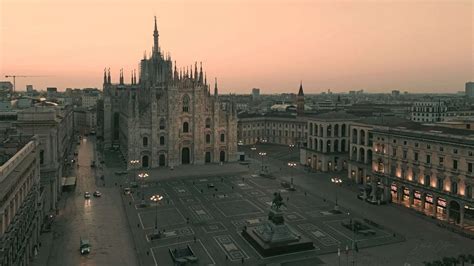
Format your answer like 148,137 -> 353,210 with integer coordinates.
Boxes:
39,136 -> 137,266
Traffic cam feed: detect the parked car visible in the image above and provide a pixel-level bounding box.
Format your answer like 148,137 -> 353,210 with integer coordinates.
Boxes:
84,192 -> 91,199
207,183 -> 215,188
123,188 -> 131,195
93,191 -> 102,197
80,238 -> 91,255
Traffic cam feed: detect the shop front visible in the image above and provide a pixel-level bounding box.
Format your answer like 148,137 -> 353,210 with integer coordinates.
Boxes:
436,197 -> 448,220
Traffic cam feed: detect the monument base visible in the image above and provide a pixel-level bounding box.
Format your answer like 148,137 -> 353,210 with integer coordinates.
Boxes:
241,223 -> 314,257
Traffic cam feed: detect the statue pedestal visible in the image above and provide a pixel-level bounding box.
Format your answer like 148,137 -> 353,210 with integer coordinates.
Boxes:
242,209 -> 314,257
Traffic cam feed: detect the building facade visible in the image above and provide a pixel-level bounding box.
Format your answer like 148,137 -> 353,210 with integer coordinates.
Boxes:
411,101 -> 447,122
103,18 -> 237,169
0,136 -> 42,266
372,125 -> 474,229
237,113 -> 307,147
14,105 -> 74,215
301,111 -> 357,172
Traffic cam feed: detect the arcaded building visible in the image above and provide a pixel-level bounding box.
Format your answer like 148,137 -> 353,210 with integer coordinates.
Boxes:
103,18 -> 238,169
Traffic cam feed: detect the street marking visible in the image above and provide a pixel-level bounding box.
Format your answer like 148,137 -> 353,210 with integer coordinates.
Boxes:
213,199 -> 264,218
298,223 -> 340,246
151,248 -> 158,266
202,222 -> 228,234
150,240 -> 216,266
138,208 -> 186,230
214,234 -> 249,261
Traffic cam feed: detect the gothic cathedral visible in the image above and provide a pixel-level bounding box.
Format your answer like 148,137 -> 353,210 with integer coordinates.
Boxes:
103,18 -> 238,169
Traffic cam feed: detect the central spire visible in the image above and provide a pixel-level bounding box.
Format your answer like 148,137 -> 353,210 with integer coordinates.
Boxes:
153,16 -> 159,56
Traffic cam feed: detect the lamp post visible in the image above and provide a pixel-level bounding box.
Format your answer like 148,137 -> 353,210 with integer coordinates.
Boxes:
138,172 -> 149,205
258,152 -> 266,173
331,177 -> 342,211
129,159 -> 140,183
287,162 -> 297,190
250,146 -> 256,159
150,194 -> 163,239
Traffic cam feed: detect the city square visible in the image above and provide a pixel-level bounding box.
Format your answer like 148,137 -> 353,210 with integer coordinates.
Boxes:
121,170 -> 403,265
1,1 -> 473,266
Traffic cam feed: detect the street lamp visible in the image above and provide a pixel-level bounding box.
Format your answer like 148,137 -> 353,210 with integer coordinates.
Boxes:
250,146 -> 256,159
258,152 -> 267,173
287,162 -> 297,190
138,172 -> 149,205
150,194 -> 163,239
129,159 -> 140,183
331,177 -> 343,211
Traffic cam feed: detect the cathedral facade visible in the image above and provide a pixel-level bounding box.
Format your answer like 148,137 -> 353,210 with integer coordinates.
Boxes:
103,18 -> 238,169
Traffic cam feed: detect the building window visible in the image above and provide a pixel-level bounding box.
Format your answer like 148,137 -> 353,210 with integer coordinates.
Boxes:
143,137 -> 148,147
439,146 -> 444,152
414,152 -> 418,161
469,163 -> 472,173
40,150 -> 44,165
453,149 -> 458,154
183,122 -> 189,133
160,136 -> 165,145
453,160 -> 458,170
403,150 -> 407,159
426,155 -> 431,164
182,95 -> 190,112
403,141 -> 407,145
415,143 -> 419,148
205,118 -> 211,128
467,186 -> 473,198
160,118 -> 165,130
439,157 -> 444,166
392,148 -> 396,157
469,151 -> 473,156
220,133 -> 225,142
206,134 -> 211,143
437,178 -> 443,190
427,144 -> 431,149
424,175 -> 430,186
452,181 -> 458,194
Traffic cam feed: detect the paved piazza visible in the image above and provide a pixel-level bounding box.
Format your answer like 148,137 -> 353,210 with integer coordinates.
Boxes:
122,173 -> 403,265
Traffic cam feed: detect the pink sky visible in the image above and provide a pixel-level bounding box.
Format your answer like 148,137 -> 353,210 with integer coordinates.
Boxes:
0,0 -> 472,93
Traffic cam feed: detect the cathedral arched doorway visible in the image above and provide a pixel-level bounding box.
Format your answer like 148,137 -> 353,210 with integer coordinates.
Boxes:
182,148 -> 190,164
159,154 -> 166,166
220,151 -> 225,162
205,152 -> 211,163
142,155 -> 149,168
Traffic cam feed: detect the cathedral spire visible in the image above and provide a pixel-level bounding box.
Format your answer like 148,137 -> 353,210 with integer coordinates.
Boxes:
174,61 -> 178,80
103,68 -> 107,84
130,70 -> 133,84
153,16 -> 159,56
214,77 -> 218,97
194,62 -> 198,81
107,68 -> 111,84
199,62 -> 203,83
298,80 -> 304,96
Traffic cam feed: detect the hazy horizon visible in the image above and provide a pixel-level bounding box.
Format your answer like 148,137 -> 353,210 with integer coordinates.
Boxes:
1,0 -> 472,94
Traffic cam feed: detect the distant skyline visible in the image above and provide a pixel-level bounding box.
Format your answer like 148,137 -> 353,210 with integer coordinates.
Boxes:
0,0 -> 472,93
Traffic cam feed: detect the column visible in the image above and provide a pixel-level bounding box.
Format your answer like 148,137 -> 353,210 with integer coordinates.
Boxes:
433,195 -> 438,217
397,186 -> 403,203
420,193 -> 426,212
460,203 -> 465,227
409,189 -> 414,207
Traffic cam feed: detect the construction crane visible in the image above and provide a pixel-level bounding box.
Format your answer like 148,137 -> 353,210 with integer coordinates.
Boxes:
4,75 -> 47,93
